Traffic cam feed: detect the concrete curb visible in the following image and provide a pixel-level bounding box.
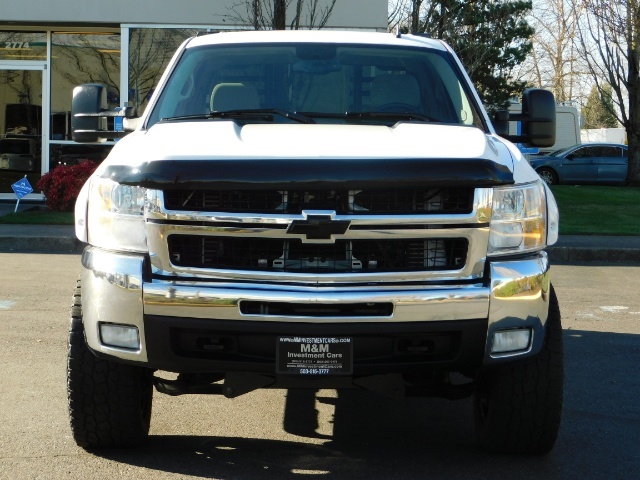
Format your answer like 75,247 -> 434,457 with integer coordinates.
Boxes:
0,224 -> 84,254
546,234 -> 640,264
546,246 -> 640,264
0,235 -> 86,254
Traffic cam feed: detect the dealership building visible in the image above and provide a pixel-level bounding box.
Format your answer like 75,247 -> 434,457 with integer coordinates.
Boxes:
0,0 -> 387,200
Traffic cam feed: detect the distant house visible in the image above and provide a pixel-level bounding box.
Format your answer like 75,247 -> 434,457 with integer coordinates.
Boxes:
509,103 -> 582,154
0,0 -> 387,200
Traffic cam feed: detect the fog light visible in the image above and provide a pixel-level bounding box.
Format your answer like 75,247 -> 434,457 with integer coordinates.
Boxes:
99,323 -> 140,350
491,328 -> 531,354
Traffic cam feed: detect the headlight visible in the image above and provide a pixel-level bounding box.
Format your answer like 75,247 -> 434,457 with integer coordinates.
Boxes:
488,181 -> 547,256
87,176 -> 147,252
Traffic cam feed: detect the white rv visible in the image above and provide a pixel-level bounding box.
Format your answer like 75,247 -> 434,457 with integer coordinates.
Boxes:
509,103 -> 581,154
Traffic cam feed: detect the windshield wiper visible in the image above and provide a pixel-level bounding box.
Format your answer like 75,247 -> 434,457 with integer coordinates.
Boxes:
162,109 -> 316,124
344,111 -> 436,122
300,111 -> 437,123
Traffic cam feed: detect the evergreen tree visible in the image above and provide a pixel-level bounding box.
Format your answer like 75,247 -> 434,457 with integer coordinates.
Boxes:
402,0 -> 534,110
582,85 -> 618,129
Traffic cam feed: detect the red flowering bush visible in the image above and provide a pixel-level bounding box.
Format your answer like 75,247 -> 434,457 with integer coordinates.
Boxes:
37,160 -> 98,212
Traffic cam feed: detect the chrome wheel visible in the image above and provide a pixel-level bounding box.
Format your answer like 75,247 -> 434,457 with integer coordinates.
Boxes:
537,168 -> 558,185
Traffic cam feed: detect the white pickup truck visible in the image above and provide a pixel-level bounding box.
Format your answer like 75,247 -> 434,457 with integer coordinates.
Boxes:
67,30 -> 563,454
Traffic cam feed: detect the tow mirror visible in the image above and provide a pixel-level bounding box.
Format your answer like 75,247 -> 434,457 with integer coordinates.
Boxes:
493,89 -> 556,148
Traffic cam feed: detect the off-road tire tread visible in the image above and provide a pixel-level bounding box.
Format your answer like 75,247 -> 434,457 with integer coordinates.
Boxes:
474,285 -> 563,455
67,279 -> 153,449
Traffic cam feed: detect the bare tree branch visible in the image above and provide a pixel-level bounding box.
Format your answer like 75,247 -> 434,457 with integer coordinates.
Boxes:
577,0 -> 640,185
228,0 -> 337,30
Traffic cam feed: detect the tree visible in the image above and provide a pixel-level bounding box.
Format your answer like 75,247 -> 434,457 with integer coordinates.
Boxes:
274,0 -> 286,29
390,1 -> 534,110
230,0 -> 337,30
512,0 -> 589,105
577,0 -> 640,185
583,84 -> 619,128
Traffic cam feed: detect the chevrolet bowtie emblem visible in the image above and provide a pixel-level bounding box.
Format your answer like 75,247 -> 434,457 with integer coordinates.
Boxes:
287,214 -> 350,241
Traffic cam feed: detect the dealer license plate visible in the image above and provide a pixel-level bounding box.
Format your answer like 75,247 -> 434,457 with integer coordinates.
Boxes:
277,336 -> 353,375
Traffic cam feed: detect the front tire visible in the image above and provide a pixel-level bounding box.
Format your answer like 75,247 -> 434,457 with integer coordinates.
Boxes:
67,280 -> 153,449
473,285 -> 563,455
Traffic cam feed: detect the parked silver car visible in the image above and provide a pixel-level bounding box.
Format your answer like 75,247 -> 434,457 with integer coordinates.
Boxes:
529,143 -> 628,185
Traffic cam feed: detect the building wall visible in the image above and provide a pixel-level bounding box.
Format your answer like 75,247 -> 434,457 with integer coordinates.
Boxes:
581,128 -> 627,145
1,0 -> 388,31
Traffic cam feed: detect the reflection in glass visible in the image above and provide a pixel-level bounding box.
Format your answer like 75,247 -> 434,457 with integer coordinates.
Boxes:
0,69 -> 43,194
49,143 -> 112,170
129,28 -> 205,114
51,32 -> 120,140
0,31 -> 46,61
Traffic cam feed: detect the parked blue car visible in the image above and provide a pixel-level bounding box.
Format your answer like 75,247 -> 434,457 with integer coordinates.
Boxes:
529,143 -> 628,185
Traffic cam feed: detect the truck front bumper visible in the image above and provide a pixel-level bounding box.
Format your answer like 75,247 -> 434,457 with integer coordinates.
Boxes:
80,247 -> 551,372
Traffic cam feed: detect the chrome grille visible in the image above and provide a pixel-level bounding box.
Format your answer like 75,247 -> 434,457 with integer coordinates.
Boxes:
148,186 -> 493,282
167,236 -> 468,273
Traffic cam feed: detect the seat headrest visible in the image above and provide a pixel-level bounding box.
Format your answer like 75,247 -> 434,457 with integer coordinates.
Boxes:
210,83 -> 260,112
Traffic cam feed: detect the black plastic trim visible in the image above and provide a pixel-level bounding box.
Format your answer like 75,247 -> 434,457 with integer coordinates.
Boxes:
142,316 -> 489,375
103,158 -> 514,190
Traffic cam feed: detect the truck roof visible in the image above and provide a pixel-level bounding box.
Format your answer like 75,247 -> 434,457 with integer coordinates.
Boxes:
186,30 -> 448,51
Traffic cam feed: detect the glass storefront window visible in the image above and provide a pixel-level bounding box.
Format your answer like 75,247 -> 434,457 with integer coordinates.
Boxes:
0,69 -> 43,194
0,32 -> 46,61
51,32 -> 120,141
49,143 -> 111,170
129,28 -> 205,114
1,28 -> 226,196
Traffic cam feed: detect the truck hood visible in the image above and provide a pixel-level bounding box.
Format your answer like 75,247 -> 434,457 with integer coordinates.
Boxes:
101,121 -> 515,189
113,121 -> 501,161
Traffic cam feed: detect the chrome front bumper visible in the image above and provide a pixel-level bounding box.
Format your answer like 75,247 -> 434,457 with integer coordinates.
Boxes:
80,246 -> 551,366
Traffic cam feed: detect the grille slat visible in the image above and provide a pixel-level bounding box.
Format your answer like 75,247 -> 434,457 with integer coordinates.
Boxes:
164,188 -> 473,214
168,236 -> 467,272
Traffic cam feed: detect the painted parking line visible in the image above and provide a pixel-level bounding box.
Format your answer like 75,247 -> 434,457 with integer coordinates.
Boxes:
0,300 -> 15,309
599,306 -> 629,313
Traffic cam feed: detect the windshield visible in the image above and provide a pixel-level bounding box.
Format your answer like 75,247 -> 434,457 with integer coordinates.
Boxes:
147,42 -> 485,129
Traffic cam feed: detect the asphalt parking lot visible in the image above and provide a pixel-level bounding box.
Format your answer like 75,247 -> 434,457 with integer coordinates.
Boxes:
0,253 -> 639,479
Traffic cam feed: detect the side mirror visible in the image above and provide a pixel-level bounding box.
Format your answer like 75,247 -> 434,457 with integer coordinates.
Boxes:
72,84 -> 137,143
493,89 -> 556,148
520,89 -> 556,147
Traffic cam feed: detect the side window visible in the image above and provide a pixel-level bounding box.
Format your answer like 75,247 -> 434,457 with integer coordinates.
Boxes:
569,147 -> 590,158
599,146 -> 622,157
427,54 -> 477,126
156,70 -> 197,120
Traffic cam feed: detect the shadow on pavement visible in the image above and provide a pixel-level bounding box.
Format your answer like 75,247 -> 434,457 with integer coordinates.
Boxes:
92,329 -> 640,480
